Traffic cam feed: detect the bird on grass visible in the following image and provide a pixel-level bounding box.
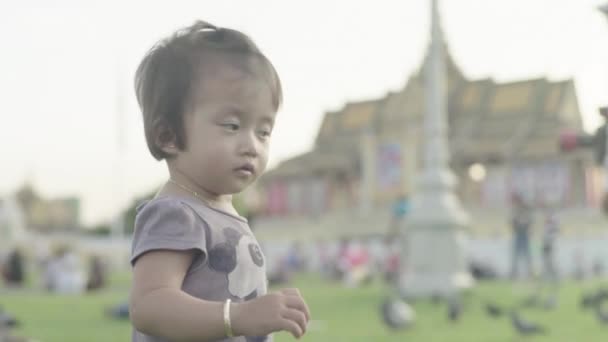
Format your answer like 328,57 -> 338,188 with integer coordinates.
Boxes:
581,292 -> 596,310
105,302 -> 129,320
380,297 -> 415,330
0,307 -> 29,342
596,288 -> 608,302
484,302 -> 504,318
447,297 -> 462,322
595,299 -> 608,325
0,307 -> 18,328
510,311 -> 547,336
581,288 -> 608,310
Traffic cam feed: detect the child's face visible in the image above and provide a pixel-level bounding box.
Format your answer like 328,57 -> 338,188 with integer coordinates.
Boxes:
172,59 -> 276,196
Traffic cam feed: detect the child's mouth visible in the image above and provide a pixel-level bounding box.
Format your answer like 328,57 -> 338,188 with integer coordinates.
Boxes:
235,164 -> 255,177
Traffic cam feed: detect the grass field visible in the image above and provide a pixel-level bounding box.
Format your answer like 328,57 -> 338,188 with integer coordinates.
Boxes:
2,272 -> 607,342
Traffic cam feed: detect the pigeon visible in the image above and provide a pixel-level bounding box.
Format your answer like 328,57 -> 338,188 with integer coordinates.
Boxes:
447,297 -> 462,322
510,311 -> 546,336
595,288 -> 608,303
595,299 -> 608,325
484,302 -> 503,318
581,288 -> 608,310
380,297 -> 415,330
0,311 -> 19,328
105,302 -> 129,320
581,292 -> 596,309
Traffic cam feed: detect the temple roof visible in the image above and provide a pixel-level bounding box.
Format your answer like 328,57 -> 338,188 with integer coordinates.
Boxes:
263,151 -> 356,179
265,40 -> 583,179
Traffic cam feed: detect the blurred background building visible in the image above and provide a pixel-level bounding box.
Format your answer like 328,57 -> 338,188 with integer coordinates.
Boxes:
256,38 -> 597,222
12,184 -> 81,233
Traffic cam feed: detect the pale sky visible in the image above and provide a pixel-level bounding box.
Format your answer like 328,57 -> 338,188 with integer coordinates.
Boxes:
2,0 -> 608,226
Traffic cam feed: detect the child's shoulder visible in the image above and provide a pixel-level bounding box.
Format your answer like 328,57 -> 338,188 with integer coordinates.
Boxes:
134,196 -> 202,229
135,195 -> 218,227
136,195 -> 192,215
136,195 -> 246,226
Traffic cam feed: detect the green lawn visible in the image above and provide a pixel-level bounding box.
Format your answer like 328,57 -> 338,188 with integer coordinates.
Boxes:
2,272 -> 607,342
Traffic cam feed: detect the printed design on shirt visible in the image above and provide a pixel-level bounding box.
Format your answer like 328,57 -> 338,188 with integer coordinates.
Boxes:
249,244 -> 264,267
244,290 -> 257,301
207,227 -> 267,299
208,227 -> 240,273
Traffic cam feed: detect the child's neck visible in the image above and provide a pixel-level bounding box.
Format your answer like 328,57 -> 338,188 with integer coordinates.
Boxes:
163,175 -> 236,215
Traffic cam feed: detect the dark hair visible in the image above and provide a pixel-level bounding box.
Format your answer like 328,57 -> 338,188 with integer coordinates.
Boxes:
134,20 -> 282,160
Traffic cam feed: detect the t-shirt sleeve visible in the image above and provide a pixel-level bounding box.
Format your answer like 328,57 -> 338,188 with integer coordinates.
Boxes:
130,198 -> 208,266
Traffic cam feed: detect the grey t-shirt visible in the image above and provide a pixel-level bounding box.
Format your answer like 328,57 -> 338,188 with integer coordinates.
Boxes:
130,195 -> 271,342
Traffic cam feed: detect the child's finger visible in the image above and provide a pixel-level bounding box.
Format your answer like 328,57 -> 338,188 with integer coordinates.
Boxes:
280,317 -> 303,339
285,295 -> 311,321
281,308 -> 307,335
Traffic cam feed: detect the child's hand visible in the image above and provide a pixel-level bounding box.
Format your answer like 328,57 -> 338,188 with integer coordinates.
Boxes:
232,288 -> 310,339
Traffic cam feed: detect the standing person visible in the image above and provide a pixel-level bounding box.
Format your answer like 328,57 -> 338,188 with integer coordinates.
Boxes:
129,21 -> 310,342
86,255 -> 107,292
1,247 -> 25,287
509,194 -> 534,280
541,207 -> 559,283
536,205 -> 560,306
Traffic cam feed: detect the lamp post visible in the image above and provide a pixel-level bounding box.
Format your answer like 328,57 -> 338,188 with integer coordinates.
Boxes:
596,4 -> 608,212
398,0 -> 473,298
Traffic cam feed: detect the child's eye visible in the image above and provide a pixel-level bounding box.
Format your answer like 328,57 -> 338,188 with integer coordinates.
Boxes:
258,130 -> 272,138
221,123 -> 239,131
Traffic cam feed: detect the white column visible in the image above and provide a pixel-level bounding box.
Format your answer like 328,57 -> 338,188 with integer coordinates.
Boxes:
398,0 -> 473,298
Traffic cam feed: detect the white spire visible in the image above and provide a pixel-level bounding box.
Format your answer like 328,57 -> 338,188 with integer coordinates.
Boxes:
398,0 -> 473,298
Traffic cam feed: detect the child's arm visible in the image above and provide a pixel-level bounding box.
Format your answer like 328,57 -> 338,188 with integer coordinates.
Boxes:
130,249 -> 310,341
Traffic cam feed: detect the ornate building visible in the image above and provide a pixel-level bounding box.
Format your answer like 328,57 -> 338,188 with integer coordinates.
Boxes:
257,43 -> 596,219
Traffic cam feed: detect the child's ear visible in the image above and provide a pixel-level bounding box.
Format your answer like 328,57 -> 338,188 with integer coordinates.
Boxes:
155,125 -> 180,156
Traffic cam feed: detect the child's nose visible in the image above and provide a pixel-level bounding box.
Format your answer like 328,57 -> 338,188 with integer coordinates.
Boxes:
239,132 -> 259,157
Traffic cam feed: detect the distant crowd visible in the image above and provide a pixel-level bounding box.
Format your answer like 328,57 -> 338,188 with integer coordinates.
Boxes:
1,245 -> 107,294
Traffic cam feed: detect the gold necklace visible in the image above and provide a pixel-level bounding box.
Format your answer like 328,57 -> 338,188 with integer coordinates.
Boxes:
168,179 -> 214,206
169,178 -> 247,221
168,179 -> 242,218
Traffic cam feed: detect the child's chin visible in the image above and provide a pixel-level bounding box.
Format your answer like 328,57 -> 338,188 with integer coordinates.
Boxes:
224,181 -> 251,194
